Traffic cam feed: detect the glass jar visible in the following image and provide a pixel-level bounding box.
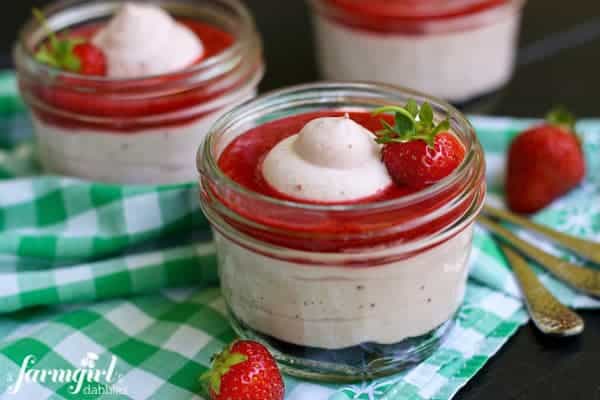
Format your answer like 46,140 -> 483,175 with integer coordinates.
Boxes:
14,0 -> 264,184
309,0 -> 526,103
198,82 -> 486,380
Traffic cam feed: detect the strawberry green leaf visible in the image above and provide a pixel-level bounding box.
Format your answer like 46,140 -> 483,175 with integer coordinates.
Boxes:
32,8 -> 84,73
419,102 -> 434,127
380,119 -> 396,133
34,48 -> 59,67
210,373 -> 221,395
220,353 -> 248,369
406,99 -> 419,118
394,112 -> 415,136
546,106 -> 576,132
372,100 -> 450,148
373,106 -> 414,122
433,119 -> 450,135
62,53 -> 81,72
199,345 -> 248,396
56,39 -> 70,55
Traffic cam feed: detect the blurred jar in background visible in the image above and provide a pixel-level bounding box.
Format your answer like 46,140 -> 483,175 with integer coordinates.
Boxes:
309,0 -> 525,103
15,0 -> 264,184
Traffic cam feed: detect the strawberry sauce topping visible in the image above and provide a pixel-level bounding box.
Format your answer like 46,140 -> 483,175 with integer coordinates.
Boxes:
218,111 -> 417,205
210,111 -> 478,254
318,0 -> 513,33
325,0 -> 511,20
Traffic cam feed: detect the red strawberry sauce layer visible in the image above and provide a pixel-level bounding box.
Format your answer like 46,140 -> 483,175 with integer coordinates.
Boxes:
211,111 -> 477,254
27,20 -> 237,132
320,0 -> 511,34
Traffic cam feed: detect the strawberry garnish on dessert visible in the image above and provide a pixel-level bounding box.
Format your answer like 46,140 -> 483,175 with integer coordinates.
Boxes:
33,8 -> 107,76
69,42 -> 107,76
506,108 -> 585,214
373,100 -> 465,189
200,340 -> 285,400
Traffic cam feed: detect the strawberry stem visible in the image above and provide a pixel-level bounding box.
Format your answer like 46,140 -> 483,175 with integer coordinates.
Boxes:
199,344 -> 248,395
33,8 -> 59,49
373,101 -> 450,147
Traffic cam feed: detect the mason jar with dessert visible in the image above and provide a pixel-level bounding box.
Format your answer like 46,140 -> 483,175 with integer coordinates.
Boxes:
198,82 -> 486,380
14,0 -> 264,184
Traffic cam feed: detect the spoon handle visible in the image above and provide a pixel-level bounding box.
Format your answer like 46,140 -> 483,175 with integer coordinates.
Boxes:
483,204 -> 600,264
478,215 -> 600,298
500,244 -> 584,336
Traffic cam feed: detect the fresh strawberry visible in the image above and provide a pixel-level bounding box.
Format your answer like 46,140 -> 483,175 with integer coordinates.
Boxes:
33,8 -> 107,76
71,42 -> 107,76
373,100 -> 465,188
201,340 -> 284,400
506,108 -> 585,213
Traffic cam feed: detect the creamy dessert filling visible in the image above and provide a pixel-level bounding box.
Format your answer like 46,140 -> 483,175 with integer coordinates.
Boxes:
262,115 -> 392,202
34,115 -> 216,184
93,2 -> 204,78
32,87 -> 255,184
217,227 -> 472,349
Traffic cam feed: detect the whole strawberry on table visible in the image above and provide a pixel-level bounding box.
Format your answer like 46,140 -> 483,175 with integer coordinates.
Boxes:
201,340 -> 285,400
506,108 -> 585,214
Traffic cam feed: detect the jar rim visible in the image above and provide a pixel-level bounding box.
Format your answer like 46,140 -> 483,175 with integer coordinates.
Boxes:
13,0 -> 259,85
199,81 -> 485,214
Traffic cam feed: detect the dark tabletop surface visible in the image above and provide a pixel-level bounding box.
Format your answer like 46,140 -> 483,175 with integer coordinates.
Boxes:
2,1 -> 600,399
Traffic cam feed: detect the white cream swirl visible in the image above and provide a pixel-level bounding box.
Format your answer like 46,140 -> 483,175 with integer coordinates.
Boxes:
93,3 -> 204,78
262,115 -> 392,202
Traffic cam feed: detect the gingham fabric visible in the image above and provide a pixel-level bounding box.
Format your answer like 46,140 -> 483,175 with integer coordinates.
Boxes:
0,70 -> 599,399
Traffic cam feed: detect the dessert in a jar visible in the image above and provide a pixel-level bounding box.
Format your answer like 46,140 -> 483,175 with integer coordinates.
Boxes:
14,0 -> 264,184
198,82 -> 486,380
309,0 -> 525,103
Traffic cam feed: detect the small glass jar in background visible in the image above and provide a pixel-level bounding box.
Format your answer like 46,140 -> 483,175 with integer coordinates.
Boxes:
309,0 -> 526,104
198,82 -> 486,380
14,0 -> 264,184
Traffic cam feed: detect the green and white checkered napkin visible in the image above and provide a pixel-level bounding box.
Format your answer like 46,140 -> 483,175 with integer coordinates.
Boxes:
1,70 -> 599,400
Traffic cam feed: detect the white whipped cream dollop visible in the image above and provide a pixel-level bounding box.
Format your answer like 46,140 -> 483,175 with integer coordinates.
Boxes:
262,115 -> 392,202
93,3 -> 204,78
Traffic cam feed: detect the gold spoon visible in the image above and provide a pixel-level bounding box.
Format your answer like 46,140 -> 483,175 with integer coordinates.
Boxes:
499,243 -> 584,336
483,204 -> 600,264
478,215 -> 600,298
